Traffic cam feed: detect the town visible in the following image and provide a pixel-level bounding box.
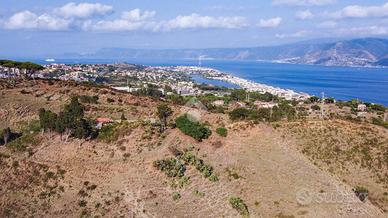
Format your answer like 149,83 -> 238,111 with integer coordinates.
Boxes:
0,61 -> 310,100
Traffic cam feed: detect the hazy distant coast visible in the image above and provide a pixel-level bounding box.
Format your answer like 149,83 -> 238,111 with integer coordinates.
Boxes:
62,38 -> 388,68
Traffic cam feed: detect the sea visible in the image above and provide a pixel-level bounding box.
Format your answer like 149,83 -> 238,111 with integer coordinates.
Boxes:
25,58 -> 388,106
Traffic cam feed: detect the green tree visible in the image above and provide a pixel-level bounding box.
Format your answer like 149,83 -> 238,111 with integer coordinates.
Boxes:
230,89 -> 247,101
73,119 -> 94,139
229,108 -> 250,121
39,108 -> 58,132
64,97 -> 84,121
157,103 -> 173,132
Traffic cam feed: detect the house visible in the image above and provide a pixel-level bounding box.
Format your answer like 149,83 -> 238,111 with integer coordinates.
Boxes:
253,101 -> 278,109
357,104 -> 367,112
212,100 -> 225,107
96,117 -> 114,129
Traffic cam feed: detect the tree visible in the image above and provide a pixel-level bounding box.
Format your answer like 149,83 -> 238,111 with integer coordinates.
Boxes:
230,89 -> 247,101
229,108 -> 250,121
249,108 -> 271,122
157,103 -> 173,132
73,119 -> 94,139
64,97 -> 84,121
309,96 -> 320,103
39,108 -> 58,132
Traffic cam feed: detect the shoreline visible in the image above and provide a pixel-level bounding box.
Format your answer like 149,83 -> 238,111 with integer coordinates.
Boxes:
169,66 -> 311,101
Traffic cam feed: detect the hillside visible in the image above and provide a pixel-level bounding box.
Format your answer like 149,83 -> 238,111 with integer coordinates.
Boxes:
0,79 -> 387,217
72,38 -> 388,67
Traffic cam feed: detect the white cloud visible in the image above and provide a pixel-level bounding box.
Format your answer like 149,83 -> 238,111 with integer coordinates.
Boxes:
276,30 -> 310,38
319,20 -> 337,28
2,6 -> 248,32
296,10 -> 313,20
161,14 -> 248,31
88,10 -> 156,32
55,2 -> 113,18
273,0 -> 335,6
4,10 -> 70,30
330,3 -> 388,19
258,17 -> 282,28
87,12 -> 247,32
121,9 -> 155,22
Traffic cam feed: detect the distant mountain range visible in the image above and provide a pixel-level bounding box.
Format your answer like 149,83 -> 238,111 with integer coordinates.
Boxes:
68,38 -> 388,67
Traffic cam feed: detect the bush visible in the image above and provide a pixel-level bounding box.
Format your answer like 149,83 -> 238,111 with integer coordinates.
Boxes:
216,127 -> 228,137
180,152 -> 218,181
249,108 -> 271,122
229,197 -> 249,217
7,133 -> 38,151
153,158 -> 186,178
97,122 -> 135,142
371,117 -> 388,129
229,108 -> 250,121
311,105 -> 321,111
175,114 -> 211,141
172,192 -> 181,201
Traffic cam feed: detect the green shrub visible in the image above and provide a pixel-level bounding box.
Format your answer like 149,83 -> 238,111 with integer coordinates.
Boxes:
180,152 -> 218,182
172,192 -> 181,201
153,158 -> 186,178
229,197 -> 249,217
97,122 -> 135,142
7,133 -> 38,151
311,105 -> 321,111
216,127 -> 228,137
229,108 -> 250,121
175,114 -> 211,141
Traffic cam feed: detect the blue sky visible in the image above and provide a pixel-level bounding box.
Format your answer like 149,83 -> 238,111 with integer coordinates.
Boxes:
0,0 -> 387,57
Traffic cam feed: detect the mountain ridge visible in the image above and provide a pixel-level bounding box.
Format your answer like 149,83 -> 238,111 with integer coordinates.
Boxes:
67,38 -> 388,67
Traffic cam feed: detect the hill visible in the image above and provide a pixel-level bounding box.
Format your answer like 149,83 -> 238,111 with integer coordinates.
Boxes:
72,38 -> 388,67
0,79 -> 387,217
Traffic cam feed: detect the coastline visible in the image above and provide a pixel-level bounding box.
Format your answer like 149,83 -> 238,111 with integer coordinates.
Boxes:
170,66 -> 311,101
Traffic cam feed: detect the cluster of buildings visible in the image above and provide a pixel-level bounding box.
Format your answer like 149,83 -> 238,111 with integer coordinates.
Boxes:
0,66 -> 26,78
2,62 -> 310,101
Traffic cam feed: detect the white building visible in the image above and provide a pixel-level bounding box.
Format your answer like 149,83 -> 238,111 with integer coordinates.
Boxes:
357,104 -> 367,112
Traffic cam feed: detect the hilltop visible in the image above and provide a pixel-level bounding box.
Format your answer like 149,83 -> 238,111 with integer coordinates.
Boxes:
0,79 -> 387,217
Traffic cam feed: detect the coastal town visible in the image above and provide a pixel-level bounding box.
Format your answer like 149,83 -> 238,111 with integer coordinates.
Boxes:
0,62 -> 309,101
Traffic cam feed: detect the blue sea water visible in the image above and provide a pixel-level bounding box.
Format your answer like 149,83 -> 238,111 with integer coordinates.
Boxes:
25,58 -> 388,105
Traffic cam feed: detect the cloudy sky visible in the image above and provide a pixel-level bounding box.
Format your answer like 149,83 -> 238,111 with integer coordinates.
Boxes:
0,0 -> 387,57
